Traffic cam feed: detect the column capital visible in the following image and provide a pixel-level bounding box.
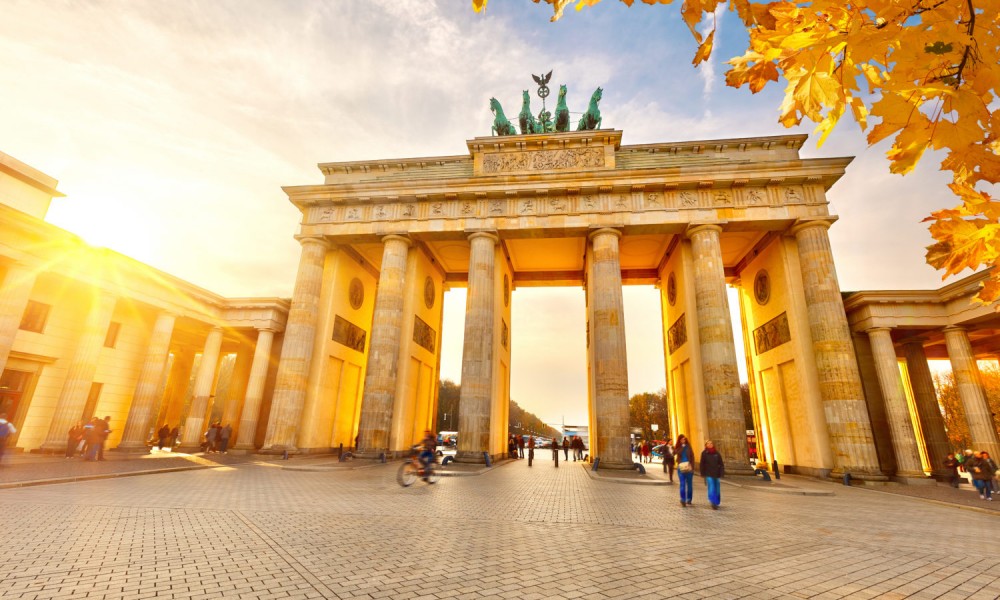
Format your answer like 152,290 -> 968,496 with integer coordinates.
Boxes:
255,326 -> 277,334
381,234 -> 412,247
899,337 -> 928,349
789,216 -> 838,236
865,326 -> 893,335
467,231 -> 499,244
588,227 -> 622,241
685,223 -> 724,239
294,234 -> 329,249
942,325 -> 967,335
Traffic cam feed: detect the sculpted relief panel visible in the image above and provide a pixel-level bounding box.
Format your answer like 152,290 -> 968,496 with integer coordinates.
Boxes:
481,147 -> 605,174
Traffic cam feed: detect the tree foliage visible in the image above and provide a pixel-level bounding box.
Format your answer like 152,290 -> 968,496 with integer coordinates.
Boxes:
435,379 -> 559,438
933,366 -> 1000,450
473,0 -> 1000,301
628,388 -> 669,441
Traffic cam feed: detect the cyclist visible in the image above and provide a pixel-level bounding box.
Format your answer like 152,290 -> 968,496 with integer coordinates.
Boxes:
419,429 -> 437,473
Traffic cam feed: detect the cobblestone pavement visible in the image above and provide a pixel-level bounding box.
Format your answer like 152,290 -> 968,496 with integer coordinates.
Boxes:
0,458 -> 997,600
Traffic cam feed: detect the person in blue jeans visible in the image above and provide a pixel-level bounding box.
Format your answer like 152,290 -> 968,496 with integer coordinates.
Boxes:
699,440 -> 726,510
675,434 -> 694,507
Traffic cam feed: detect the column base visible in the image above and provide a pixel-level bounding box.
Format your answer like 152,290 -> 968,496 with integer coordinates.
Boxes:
174,444 -> 207,454
227,446 -> 255,455
593,459 -> 637,471
113,443 -> 152,454
830,469 -> 889,483
36,442 -> 68,454
891,473 -> 936,485
725,464 -> 757,477
258,445 -> 300,456
453,450 -> 489,464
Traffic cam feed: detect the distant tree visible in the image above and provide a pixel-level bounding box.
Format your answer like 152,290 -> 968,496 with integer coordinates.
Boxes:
934,366 -> 1000,451
740,383 -> 755,431
436,379 -> 461,431
629,389 -> 669,441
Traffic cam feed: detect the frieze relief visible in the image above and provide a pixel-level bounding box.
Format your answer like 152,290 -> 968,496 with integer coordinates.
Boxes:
332,315 -> 367,353
413,315 -> 437,353
753,312 -> 791,355
482,147 -> 605,174
668,313 -> 687,354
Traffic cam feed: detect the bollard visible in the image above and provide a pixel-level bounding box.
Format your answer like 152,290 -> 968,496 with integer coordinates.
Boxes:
338,451 -> 353,463
772,459 -> 781,480
338,443 -> 343,458
591,457 -> 600,472
282,450 -> 289,460
634,462 -> 645,475
483,452 -> 492,467
528,448 -> 533,467
843,473 -> 852,486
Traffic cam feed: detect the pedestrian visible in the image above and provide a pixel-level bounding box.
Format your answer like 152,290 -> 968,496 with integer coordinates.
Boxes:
84,417 -> 103,461
0,412 -> 17,465
220,423 -> 232,453
641,440 -> 651,464
527,435 -> 535,467
517,434 -> 525,459
157,424 -> 170,450
662,442 -> 675,482
968,451 -> 993,500
562,436 -> 569,461
675,434 -> 694,507
507,435 -> 517,459
944,453 -> 961,488
974,451 -> 996,501
700,440 -> 725,510
169,426 -> 180,448
205,423 -> 218,453
96,416 -> 112,461
66,421 -> 84,458
552,437 -> 559,468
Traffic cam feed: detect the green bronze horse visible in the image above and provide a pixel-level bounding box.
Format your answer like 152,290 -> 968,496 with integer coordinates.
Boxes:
518,90 -> 540,135
490,97 -> 516,136
554,85 -> 570,132
576,87 -> 603,131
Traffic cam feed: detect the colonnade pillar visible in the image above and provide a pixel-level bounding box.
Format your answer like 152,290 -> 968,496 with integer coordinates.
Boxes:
0,263 -> 36,375
233,328 -> 275,452
118,312 -> 176,451
456,232 -> 498,463
791,219 -> 885,479
866,328 -> 926,480
356,235 -> 412,456
588,228 -> 632,469
260,235 -> 329,453
687,224 -> 753,474
902,340 -> 952,480
39,291 -> 118,452
178,327 -> 224,450
943,326 -> 1000,459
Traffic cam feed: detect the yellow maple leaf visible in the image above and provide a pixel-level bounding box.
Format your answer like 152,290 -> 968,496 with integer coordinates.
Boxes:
692,30 -> 715,65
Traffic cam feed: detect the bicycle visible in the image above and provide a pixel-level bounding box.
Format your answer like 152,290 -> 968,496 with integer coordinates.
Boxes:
397,445 -> 440,487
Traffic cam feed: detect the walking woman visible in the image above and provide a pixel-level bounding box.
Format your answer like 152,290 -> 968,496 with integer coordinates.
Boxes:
700,440 -> 725,510
675,434 -> 694,507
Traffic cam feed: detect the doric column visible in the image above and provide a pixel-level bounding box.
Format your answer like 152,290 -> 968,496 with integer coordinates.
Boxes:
233,328 -> 275,452
117,312 -> 176,451
356,235 -> 412,456
588,228 -> 632,469
792,219 -> 885,480
0,263 -> 36,375
687,224 -> 753,475
39,291 -> 118,452
866,328 -> 925,479
902,340 -> 952,480
178,326 -> 224,450
260,235 -> 329,453
943,326 -> 1000,459
456,232 -> 498,463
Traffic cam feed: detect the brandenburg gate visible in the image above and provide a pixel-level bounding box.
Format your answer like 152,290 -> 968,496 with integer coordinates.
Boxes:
259,127 -> 886,479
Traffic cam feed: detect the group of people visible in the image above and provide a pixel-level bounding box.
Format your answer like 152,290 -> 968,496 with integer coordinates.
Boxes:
154,424 -> 180,450
673,434 -> 725,510
0,412 -> 17,464
507,434 -> 587,463
944,449 -> 998,500
201,422 -> 233,453
64,417 -> 112,461
632,440 -> 657,463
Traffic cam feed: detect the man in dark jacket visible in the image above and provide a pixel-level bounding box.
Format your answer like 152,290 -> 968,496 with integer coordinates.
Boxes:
699,440 -> 725,510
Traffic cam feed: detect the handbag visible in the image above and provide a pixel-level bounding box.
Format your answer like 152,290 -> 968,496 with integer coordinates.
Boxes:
678,461 -> 693,473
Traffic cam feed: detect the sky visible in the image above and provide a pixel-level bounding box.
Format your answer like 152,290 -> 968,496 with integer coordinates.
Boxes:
0,0 -> 965,425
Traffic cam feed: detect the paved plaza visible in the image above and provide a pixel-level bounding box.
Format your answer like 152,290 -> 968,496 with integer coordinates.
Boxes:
0,456 -> 998,600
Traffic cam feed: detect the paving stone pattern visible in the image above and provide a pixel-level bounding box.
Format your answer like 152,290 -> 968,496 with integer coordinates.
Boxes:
0,459 -> 997,599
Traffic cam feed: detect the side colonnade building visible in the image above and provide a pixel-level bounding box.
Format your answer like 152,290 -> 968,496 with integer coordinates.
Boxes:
0,151 -> 288,454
